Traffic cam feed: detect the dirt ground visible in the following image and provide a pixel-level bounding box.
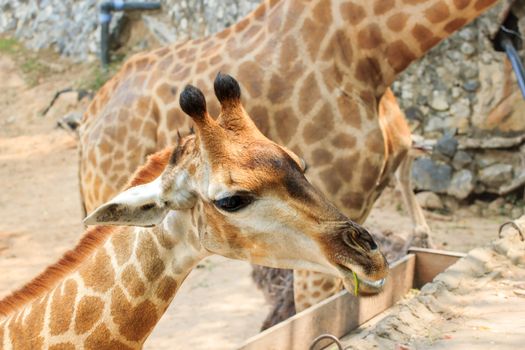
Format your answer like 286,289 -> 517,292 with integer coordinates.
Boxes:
0,52 -> 509,349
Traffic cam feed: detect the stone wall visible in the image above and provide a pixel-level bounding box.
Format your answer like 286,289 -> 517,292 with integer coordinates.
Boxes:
1,0 -> 523,208
392,7 -> 525,208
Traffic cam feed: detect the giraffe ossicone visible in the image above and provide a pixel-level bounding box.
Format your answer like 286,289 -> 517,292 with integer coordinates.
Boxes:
1,74 -> 387,348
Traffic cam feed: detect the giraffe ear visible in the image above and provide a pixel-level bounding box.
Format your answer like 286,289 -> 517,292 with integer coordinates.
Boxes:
84,177 -> 168,227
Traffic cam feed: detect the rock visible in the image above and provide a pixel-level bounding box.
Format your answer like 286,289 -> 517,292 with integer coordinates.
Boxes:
451,87 -> 463,99
468,203 -> 482,215
460,42 -> 476,56
461,66 -> 479,80
474,183 -> 486,194
452,151 -> 472,170
416,191 -> 444,210
479,164 -> 513,188
142,15 -> 177,45
481,52 -> 493,64
450,98 -> 471,118
425,117 -> 446,132
442,195 -> 460,211
405,106 -> 424,121
458,27 -> 476,42
412,158 -> 453,193
487,198 -> 505,215
434,133 -> 458,158
512,207 -> 524,219
429,90 -> 449,111
463,80 -> 480,92
447,169 -> 475,199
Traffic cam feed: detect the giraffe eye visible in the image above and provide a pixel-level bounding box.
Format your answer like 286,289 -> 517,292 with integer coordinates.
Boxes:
214,195 -> 254,212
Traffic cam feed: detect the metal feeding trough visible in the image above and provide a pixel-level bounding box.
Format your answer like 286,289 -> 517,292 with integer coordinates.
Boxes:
238,248 -> 466,350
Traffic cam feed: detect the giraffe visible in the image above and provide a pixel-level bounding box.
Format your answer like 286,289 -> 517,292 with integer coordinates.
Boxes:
78,0 -> 502,314
0,74 -> 388,349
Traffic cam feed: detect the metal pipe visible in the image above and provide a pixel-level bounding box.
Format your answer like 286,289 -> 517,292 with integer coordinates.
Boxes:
99,0 -> 161,68
501,36 -> 525,99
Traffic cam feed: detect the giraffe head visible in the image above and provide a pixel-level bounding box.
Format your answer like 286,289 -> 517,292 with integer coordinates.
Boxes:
85,73 -> 388,294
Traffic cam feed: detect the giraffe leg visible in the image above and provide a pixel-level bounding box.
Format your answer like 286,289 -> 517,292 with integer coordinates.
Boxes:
395,151 -> 434,248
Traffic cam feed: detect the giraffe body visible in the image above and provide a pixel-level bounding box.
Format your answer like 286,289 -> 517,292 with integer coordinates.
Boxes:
1,76 -> 388,348
79,0 -> 500,313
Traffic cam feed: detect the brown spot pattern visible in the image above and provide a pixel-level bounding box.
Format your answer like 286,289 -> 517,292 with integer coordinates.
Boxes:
334,154 -> 360,182
313,0 -> 332,23
49,344 -> 76,350
303,104 -> 333,144
386,40 -> 417,73
357,24 -> 384,50
453,0 -> 470,9
237,61 -> 264,98
154,227 -> 177,250
319,168 -> 342,195
361,161 -> 379,191
366,128 -> 385,154
156,83 -> 175,104
49,279 -> 77,335
79,250 -> 115,293
311,148 -> 333,166
341,190 -> 365,211
75,296 -> 104,334
249,106 -> 270,136
122,265 -> 146,298
299,73 -> 320,114
332,132 -> 357,149
341,2 -> 366,25
424,1 -> 450,23
275,108 -> 298,144
322,280 -> 336,291
322,30 -> 353,68
337,95 -> 361,130
112,231 -> 132,266
374,0 -> 396,15
355,57 -> 382,86
84,324 -> 133,350
411,24 -> 441,51
110,287 -> 159,342
9,295 -> 48,350
268,74 -> 291,104
137,234 -> 165,282
156,276 -> 178,302
474,0 -> 493,10
444,18 -> 467,33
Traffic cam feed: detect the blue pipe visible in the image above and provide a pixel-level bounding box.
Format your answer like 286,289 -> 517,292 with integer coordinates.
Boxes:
501,36 -> 525,99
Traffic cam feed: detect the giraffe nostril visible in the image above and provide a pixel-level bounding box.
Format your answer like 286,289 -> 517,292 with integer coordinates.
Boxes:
368,237 -> 378,250
360,228 -> 378,250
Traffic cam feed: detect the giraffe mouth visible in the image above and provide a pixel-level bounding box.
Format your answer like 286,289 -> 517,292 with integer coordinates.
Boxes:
336,264 -> 386,295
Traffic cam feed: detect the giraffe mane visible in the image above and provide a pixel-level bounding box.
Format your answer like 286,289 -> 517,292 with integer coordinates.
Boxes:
0,146 -> 174,318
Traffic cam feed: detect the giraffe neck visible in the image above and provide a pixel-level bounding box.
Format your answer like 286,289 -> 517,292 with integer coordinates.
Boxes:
0,208 -> 208,349
246,0 -> 498,96
332,0 -> 499,95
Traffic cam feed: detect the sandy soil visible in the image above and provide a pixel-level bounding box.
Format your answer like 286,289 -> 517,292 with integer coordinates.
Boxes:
0,53 -> 509,349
